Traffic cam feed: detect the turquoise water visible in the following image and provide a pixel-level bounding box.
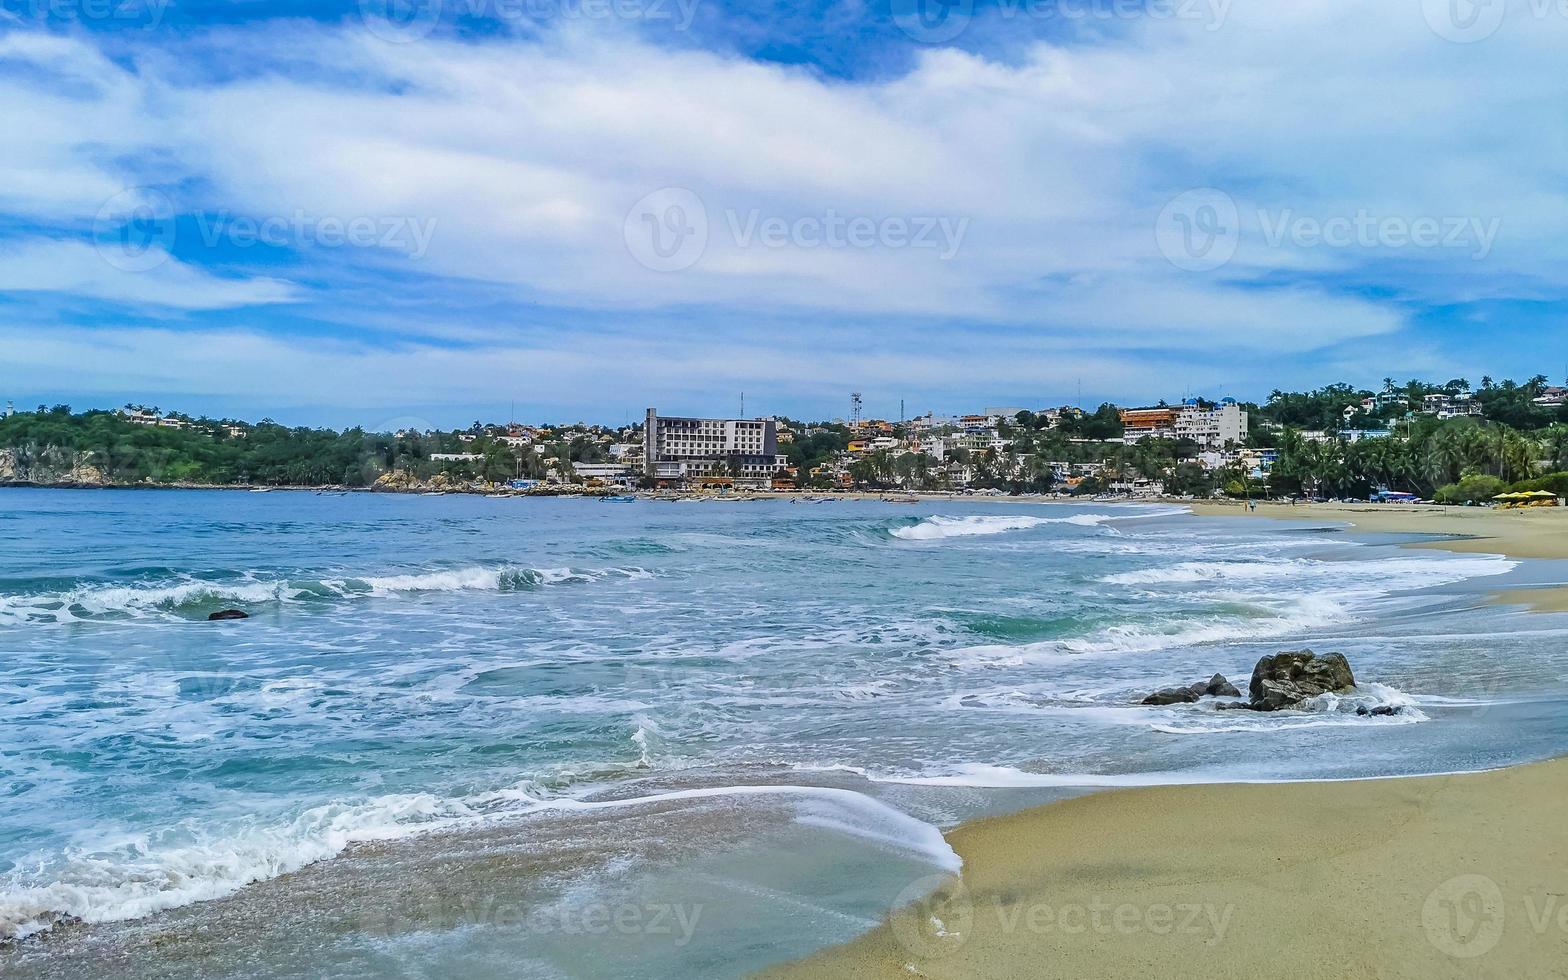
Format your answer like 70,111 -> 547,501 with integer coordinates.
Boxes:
3,489 -> 1568,978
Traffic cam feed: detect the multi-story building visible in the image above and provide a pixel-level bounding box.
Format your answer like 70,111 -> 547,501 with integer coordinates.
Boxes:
641,409 -> 789,488
1119,407 -> 1179,442
1422,393 -> 1482,419
1123,399 -> 1246,449
1173,399 -> 1247,448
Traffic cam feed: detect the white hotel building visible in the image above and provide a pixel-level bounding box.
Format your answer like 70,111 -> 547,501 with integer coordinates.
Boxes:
1123,398 -> 1248,450
642,409 -> 790,488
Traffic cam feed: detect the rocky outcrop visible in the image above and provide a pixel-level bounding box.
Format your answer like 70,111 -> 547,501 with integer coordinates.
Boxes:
0,447 -> 108,486
1142,673 -> 1240,705
1142,653 -> 1360,712
1142,686 -> 1200,706
1248,650 -> 1355,711
1356,704 -> 1399,717
1201,673 -> 1242,698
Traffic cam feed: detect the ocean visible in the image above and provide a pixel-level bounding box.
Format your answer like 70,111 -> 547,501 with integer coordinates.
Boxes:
3,488 -> 1567,978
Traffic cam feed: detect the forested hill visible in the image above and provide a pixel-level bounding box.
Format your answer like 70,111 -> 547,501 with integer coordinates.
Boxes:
0,407 -> 601,487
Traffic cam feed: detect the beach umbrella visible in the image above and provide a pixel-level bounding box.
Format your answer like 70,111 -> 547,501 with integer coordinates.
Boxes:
1492,492 -> 1521,500
1527,490 -> 1558,498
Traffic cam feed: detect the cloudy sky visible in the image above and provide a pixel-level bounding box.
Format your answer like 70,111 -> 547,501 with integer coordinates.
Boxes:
1,0 -> 1564,427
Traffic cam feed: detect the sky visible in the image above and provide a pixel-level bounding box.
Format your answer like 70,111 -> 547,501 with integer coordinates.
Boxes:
1,0 -> 1565,428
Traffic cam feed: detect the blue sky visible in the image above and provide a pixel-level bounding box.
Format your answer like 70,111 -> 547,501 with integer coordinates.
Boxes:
1,0 -> 1566,428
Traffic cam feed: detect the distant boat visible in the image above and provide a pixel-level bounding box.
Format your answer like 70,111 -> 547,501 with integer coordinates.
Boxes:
250,487 -> 274,493
600,495 -> 637,503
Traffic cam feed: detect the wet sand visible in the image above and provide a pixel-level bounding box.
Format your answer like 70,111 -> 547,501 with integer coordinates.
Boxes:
761,758 -> 1568,980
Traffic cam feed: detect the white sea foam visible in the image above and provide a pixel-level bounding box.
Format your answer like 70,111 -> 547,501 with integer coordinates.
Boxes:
1100,554 -> 1514,589
0,782 -> 958,943
867,757 -> 1491,789
948,593 -> 1349,666
892,506 -> 1189,541
504,785 -> 960,872
0,565 -> 655,625
0,793 -> 490,942
1148,683 -> 1430,734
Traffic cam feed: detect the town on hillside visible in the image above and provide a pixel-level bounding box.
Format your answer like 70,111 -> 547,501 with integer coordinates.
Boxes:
2,376 -> 1568,503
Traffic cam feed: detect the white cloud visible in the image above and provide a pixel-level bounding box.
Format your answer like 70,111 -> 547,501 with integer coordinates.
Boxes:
0,239 -> 297,310
2,2 -> 1566,406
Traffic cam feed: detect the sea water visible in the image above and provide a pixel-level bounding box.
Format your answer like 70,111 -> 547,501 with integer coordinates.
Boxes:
2,489 -> 1567,978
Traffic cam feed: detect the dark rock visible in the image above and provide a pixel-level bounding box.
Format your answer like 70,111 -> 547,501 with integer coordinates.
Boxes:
1356,705 -> 1399,717
1144,673 -> 1242,706
1141,686 -> 1201,706
1214,700 -> 1255,710
1205,673 -> 1242,698
1248,650 -> 1355,711
207,609 -> 249,621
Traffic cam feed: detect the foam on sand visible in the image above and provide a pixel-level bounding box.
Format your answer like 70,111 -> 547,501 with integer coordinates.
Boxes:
0,783 -> 958,944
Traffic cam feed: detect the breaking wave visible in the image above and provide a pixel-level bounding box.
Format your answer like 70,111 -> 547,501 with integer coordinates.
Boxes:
0,565 -> 656,625
1100,554 -> 1514,589
892,506 -> 1189,541
0,782 -> 956,944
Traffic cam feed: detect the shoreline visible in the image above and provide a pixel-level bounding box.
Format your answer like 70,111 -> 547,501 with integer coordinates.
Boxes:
761,757 -> 1568,979
762,501 -> 1568,978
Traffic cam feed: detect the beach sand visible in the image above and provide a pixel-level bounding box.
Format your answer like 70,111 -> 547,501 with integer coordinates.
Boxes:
762,501 -> 1568,980
761,759 -> 1568,980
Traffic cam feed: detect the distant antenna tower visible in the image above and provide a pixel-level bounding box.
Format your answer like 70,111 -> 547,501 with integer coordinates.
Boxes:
850,392 -> 864,427
899,398 -> 905,423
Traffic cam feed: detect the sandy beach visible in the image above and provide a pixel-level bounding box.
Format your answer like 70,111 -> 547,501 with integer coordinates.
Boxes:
762,501 -> 1568,980
763,759 -> 1568,980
